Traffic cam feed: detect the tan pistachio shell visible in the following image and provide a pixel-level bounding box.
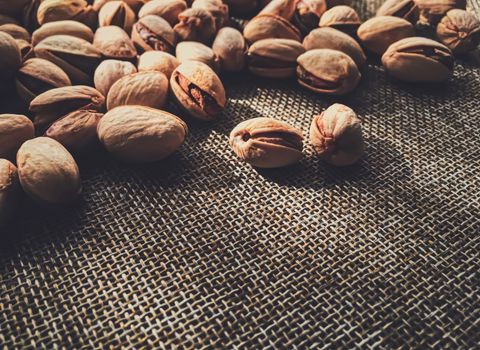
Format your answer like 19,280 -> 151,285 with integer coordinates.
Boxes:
319,5 -> 361,27
137,51 -> 180,78
0,32 -> 22,84
0,24 -> 31,41
176,41 -> 221,72
436,9 -> 480,54
173,8 -> 216,44
99,1 -> 136,33
37,0 -> 89,25
0,114 -> 35,160
212,27 -> 246,72
259,0 -> 298,20
139,0 -> 188,26
376,0 -> 419,24
0,159 -> 21,227
94,59 -> 137,97
192,0 -> 229,29
415,0 -> 466,25
32,20 -> 94,46
93,25 -> 137,60
131,14 -> 176,53
243,14 -> 301,44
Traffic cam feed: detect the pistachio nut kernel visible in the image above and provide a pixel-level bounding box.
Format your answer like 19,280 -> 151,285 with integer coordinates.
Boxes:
382,36 -> 454,82
192,0 -> 229,29
296,49 -> 361,95
259,0 -> 298,20
32,20 -> 94,46
310,103 -> 364,166
0,159 -> 21,227
37,0 -> 91,26
176,41 -> 221,72
248,38 -> 305,78
0,32 -> 22,86
319,5 -> 361,36
376,0 -> 419,24
137,51 -> 179,78
212,27 -> 246,72
99,0 -> 136,33
170,61 -> 226,121
293,0 -> 327,33
174,8 -> 216,44
436,9 -> 480,54
357,16 -> 415,55
94,26 -> 137,60
138,0 -> 187,26
0,24 -> 31,42
132,15 -> 176,53
97,106 -> 188,163
94,59 -> 137,96
303,27 -> 366,67
415,0 -> 466,26
16,58 -> 72,105
229,117 -> 304,168
0,114 -> 34,160
243,14 -> 301,44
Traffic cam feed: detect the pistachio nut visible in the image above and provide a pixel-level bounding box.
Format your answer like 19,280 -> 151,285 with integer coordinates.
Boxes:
247,38 -> 305,78
310,103 -> 364,166
37,0 -> 93,26
0,159 -> 21,227
107,71 -> 169,110
192,0 -> 229,29
93,0 -> 149,13
243,14 -> 301,44
45,110 -> 103,153
0,24 -> 31,42
97,105 -> 188,163
319,5 -> 361,36
437,9 -> 480,54
212,27 -> 246,72
0,0 -> 31,17
415,0 -> 466,25
303,27 -> 366,67
30,85 -> 105,129
93,25 -> 137,60
382,36 -> 454,82
131,14 -> 176,53
0,114 -> 34,160
357,16 -> 415,55
0,32 -> 22,88
229,117 -> 304,168
17,137 -> 81,204
259,0 -> 297,20
376,0 -> 419,24
176,41 -> 221,72
34,35 -> 102,85
94,59 -> 137,96
137,51 -> 179,77
293,0 -> 327,33
99,0 -> 136,33
16,58 -> 72,105
138,0 -> 187,26
174,8 -> 216,44
32,20 -> 94,46
297,49 -> 361,95
170,61 -> 226,121
225,0 -> 258,16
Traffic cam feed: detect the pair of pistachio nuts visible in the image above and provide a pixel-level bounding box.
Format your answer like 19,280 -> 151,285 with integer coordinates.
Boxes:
229,103 -> 364,168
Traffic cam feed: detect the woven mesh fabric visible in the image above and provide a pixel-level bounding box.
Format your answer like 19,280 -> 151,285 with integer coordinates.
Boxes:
1,1 -> 480,348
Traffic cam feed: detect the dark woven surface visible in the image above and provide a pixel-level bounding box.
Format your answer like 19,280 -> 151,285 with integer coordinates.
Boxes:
1,1 -> 480,349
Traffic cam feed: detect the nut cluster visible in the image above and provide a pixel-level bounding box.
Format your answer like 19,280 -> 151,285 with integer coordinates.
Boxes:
0,0 -> 478,226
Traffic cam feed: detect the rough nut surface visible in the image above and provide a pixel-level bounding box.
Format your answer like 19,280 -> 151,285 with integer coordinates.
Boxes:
137,51 -> 179,78
212,27 -> 246,72
436,9 -> 480,54
0,114 -> 35,161
0,158 -> 20,227
94,59 -> 137,97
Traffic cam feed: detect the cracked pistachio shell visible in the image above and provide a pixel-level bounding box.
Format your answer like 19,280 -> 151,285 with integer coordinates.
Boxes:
415,0 -> 466,25
310,103 -> 364,166
131,15 -> 176,53
303,27 -> 366,67
94,59 -> 137,96
259,0 -> 298,20
437,9 -> 480,54
16,58 -> 72,105
0,32 -> 22,86
16,39 -> 34,61
192,0 -> 229,29
17,137 -> 81,204
293,0 -> 327,33
0,114 -> 34,160
382,36 -> 454,82
137,51 -> 179,78
319,5 -> 361,36
32,20 -> 94,46
139,0 -> 187,26
99,1 -> 136,33
37,0 -> 91,26
229,117 -> 304,168
34,35 -> 102,85
170,61 -> 226,121
357,16 -> 415,55
97,106 -> 188,163
247,38 -> 305,78
376,0 -> 419,24
106,71 -> 169,110
296,49 -> 361,95
243,14 -> 301,44
94,26 -> 137,60
0,24 -> 31,41
176,41 -> 221,72
174,8 -> 216,44
212,27 -> 246,72
0,159 -> 20,227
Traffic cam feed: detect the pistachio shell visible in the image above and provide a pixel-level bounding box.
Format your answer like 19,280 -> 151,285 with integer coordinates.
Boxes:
319,5 -> 361,35
192,0 -> 229,29
131,14 -> 176,53
173,8 -> 216,44
436,9 -> 480,54
176,41 -> 220,72
0,24 -> 31,41
37,0 -> 90,26
376,0 -> 419,24
99,0 -> 136,33
137,51 -> 179,77
293,0 -> 327,33
0,159 -> 21,227
0,114 -> 35,160
94,59 -> 138,96
93,25 -> 137,60
243,14 -> 301,44
32,20 -> 94,46
139,0 -> 187,26
212,27 -> 246,72
0,32 -> 22,85
415,0 -> 466,25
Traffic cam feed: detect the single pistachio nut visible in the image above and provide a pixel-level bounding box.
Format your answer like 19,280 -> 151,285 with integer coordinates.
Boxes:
296,49 -> 361,95
0,32 -> 22,87
0,114 -> 35,160
34,34 -> 102,85
107,71 -> 169,110
382,36 -> 454,82
131,14 -> 176,53
174,8 -> 216,44
37,0 -> 92,26
0,159 -> 21,227
32,20 -> 94,46
170,61 -> 226,121
212,27 -> 246,72
97,105 -> 188,163
139,0 -> 187,26
293,0 -> 327,33
376,0 -> 419,24
93,0 -> 149,13
0,24 -> 31,42
259,0 -> 298,20
16,58 -> 72,105
94,25 -> 137,60
45,110 -> 103,153
137,51 -> 179,77
17,137 -> 81,204
229,117 -> 303,168
192,0 -> 229,29
415,0 -> 466,25
99,0 -> 136,33
319,5 -> 361,36
357,16 -> 415,55
176,41 -> 221,72
94,59 -> 137,96
437,9 -> 480,54
303,27 -> 366,67
30,85 -> 105,129
310,103 -> 364,166
247,38 -> 305,78
225,0 -> 258,16
243,14 -> 301,44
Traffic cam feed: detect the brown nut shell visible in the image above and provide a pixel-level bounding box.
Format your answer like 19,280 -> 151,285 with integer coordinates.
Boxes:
293,0 -> 327,33
212,27 -> 246,72
243,14 -> 301,44
319,5 -> 361,36
37,0 -> 90,26
32,20 -> 94,46
192,0 -> 229,29
94,59 -> 138,97
259,0 -> 298,20
176,41 -> 221,72
131,14 -> 176,53
0,24 -> 31,41
0,32 -> 22,85
173,8 -> 216,44
99,1 -> 136,33
0,159 -> 21,227
436,9 -> 480,54
139,0 -> 187,26
137,51 -> 180,78
376,0 -> 419,24
94,25 -> 137,60
0,114 -> 35,160
229,117 -> 304,168
415,0 -> 466,25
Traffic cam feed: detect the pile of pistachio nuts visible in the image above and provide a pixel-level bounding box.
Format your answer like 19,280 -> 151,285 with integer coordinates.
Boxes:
0,0 -> 479,226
